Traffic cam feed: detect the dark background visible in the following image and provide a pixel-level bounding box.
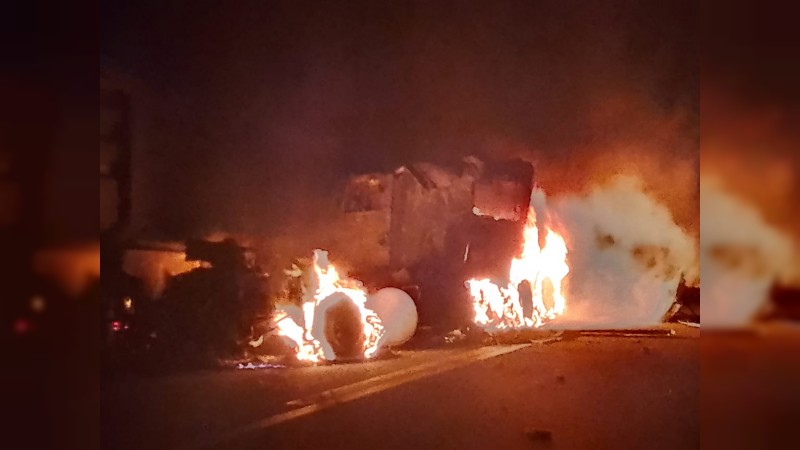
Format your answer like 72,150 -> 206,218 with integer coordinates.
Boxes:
102,0 -> 699,238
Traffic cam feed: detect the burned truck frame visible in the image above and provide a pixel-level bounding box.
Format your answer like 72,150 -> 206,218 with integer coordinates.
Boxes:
292,157 -> 536,330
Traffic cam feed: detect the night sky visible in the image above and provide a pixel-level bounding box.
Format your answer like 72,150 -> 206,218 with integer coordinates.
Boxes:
102,0 -> 698,237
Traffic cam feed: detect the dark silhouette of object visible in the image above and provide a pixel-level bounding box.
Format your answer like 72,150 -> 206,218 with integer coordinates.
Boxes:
156,239 -> 269,368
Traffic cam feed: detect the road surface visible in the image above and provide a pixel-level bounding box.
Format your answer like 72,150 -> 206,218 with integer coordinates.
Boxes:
103,325 -> 700,449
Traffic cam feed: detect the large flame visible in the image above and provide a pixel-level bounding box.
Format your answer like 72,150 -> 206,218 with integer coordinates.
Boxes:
275,250 -> 384,362
466,208 -> 569,330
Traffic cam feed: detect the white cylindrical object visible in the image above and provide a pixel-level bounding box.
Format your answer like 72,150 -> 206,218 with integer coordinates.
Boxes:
366,288 -> 418,347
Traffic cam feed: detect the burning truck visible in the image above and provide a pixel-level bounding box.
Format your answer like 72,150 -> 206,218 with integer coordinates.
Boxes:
264,203 -> 571,365
260,158 -> 700,360
262,157 -> 539,339
256,156 -> 669,363
103,156 -> 699,369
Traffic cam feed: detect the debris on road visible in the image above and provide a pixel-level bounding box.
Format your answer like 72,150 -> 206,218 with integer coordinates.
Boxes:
236,362 -> 286,370
223,353 -> 295,370
443,326 -> 489,346
444,329 -> 464,344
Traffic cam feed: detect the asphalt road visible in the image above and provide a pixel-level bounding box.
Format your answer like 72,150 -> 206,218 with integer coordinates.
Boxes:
103,325 -> 700,450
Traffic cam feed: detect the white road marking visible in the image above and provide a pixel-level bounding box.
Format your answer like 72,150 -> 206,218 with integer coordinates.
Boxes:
200,344 -> 529,448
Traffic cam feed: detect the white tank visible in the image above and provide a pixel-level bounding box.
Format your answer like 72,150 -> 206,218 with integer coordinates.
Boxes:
366,288 -> 418,347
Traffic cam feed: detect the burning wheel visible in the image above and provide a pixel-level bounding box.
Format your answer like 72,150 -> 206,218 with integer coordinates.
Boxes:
322,298 -> 366,361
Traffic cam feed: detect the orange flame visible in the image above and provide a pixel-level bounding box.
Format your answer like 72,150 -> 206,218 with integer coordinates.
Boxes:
466,208 -> 569,330
275,250 -> 384,362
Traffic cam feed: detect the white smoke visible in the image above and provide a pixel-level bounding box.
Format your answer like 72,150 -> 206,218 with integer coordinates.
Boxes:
543,176 -> 696,328
700,177 -> 795,327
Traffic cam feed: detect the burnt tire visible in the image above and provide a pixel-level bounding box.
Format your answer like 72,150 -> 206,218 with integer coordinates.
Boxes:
323,299 -> 365,360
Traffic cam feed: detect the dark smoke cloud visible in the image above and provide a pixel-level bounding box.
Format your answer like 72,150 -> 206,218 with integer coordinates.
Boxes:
102,0 -> 697,238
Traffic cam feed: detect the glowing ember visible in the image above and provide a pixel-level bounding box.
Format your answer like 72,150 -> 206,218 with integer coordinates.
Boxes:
275,250 -> 384,362
466,207 -> 569,330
